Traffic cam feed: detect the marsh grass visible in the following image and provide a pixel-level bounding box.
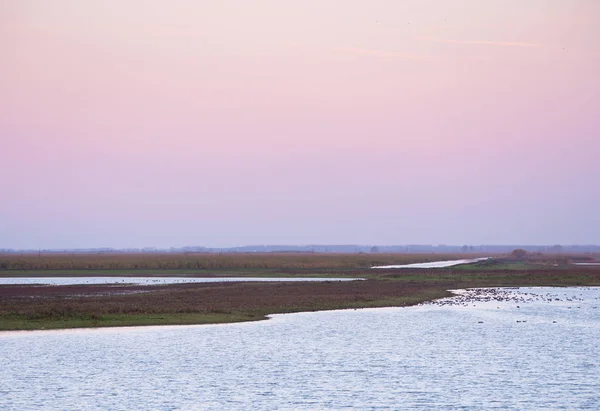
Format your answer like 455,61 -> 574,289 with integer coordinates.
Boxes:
2,264 -> 599,330
0,252 -> 489,272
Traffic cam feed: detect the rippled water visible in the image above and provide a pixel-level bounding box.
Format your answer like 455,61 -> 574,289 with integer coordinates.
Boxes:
1,287 -> 599,410
0,277 -> 359,286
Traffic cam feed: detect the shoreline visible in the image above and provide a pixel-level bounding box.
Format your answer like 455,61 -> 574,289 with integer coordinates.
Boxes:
0,278 -> 455,331
2,268 -> 600,331
3,284 -> 599,333
2,253 -> 599,331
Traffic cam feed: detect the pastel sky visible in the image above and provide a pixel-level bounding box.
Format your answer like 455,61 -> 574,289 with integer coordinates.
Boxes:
2,0 -> 599,249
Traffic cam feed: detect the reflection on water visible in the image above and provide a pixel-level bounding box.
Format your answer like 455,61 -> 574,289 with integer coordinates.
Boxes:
1,287 -> 599,410
0,277 -> 360,286
372,257 -> 490,269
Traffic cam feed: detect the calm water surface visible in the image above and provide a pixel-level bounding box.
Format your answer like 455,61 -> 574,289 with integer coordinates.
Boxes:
0,277 -> 359,286
372,257 -> 490,269
1,287 -> 599,410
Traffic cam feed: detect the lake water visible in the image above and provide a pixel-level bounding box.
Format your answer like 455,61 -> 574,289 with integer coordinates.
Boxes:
372,257 -> 490,269
0,277 -> 359,286
1,287 -> 599,410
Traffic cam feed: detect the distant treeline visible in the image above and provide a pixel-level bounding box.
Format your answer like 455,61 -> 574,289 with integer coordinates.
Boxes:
2,244 -> 599,255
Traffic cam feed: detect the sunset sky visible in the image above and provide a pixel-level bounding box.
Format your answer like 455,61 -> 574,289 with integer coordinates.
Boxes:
2,0 -> 599,249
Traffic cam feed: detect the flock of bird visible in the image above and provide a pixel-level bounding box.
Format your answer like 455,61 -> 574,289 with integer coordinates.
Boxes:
422,287 -> 599,312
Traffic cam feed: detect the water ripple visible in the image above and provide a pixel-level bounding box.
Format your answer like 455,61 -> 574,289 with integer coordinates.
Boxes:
1,287 -> 599,410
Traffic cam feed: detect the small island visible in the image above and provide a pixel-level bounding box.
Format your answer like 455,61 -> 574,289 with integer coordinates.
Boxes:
1,251 -> 599,330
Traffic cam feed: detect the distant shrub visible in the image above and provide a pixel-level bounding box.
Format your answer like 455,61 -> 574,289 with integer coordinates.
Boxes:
511,249 -> 528,260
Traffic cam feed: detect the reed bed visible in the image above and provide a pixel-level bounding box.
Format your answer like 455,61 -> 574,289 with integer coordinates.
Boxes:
0,252 -> 487,271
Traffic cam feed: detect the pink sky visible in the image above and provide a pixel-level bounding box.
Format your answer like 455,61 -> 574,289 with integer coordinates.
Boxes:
2,0 -> 599,248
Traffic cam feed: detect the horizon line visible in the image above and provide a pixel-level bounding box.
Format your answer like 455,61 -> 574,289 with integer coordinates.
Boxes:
1,244 -> 596,252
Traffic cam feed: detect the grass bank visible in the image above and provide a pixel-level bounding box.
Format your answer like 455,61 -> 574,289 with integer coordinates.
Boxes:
0,280 -> 449,330
2,263 -> 600,331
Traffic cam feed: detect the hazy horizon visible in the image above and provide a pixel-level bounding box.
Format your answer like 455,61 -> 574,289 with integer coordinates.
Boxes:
1,243 -> 596,252
2,1 -> 599,249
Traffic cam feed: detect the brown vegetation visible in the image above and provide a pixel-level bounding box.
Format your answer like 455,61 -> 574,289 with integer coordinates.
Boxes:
0,280 -> 445,322
2,252 -> 600,330
2,265 -> 600,330
0,252 -> 489,271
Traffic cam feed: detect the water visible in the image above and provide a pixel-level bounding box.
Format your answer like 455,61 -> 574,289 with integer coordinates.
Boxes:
0,277 -> 360,286
1,287 -> 599,410
372,257 -> 490,269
